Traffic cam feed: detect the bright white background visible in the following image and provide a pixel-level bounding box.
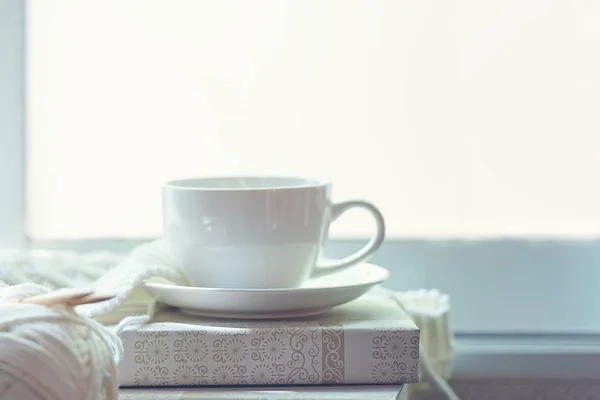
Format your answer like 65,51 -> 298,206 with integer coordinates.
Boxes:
26,0 -> 600,240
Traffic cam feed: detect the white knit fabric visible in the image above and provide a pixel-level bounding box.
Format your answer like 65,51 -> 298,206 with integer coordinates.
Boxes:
0,240 -> 186,400
0,282 -> 123,400
0,240 -> 459,400
0,240 -> 188,324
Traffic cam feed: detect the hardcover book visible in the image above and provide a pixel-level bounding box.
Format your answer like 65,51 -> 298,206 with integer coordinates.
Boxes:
119,385 -> 405,400
118,293 -> 419,387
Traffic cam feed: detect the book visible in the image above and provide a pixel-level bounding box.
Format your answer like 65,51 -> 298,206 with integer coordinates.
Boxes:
119,385 -> 405,399
118,293 -> 419,387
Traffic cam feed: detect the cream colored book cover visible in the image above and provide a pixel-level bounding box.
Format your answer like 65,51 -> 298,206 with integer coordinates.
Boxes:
118,293 -> 419,386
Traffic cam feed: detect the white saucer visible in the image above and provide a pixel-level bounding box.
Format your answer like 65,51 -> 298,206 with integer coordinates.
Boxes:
142,262 -> 389,319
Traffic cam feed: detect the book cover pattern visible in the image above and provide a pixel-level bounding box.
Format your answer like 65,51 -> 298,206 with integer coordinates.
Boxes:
120,319 -> 419,386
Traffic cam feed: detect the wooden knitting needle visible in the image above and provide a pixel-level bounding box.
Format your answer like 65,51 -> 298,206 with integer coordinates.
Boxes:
22,288 -> 94,307
22,288 -> 115,307
68,292 -> 116,306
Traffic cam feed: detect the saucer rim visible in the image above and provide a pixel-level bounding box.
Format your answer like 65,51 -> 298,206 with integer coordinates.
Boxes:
143,263 -> 389,293
178,306 -> 333,319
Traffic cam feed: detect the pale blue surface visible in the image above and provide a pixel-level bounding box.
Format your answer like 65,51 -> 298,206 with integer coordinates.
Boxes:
28,238 -> 600,335
0,0 -> 25,246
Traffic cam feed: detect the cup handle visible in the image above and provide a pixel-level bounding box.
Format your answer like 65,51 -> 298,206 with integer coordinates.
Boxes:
312,200 -> 385,277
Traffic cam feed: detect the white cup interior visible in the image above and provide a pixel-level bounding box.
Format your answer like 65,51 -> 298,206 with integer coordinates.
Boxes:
165,176 -> 328,190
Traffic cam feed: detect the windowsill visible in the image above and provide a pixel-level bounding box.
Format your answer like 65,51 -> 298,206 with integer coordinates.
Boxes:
453,334 -> 600,379
22,237 -> 600,335
18,238 -> 600,383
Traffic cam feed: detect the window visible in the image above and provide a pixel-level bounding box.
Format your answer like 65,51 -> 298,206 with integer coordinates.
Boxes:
2,0 -> 600,339
0,0 -> 24,247
25,0 -> 600,241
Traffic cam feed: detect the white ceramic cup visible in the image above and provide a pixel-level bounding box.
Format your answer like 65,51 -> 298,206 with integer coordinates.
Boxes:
162,176 -> 385,289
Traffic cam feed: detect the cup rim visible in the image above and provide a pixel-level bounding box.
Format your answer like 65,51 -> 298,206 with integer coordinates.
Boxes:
163,175 -> 331,191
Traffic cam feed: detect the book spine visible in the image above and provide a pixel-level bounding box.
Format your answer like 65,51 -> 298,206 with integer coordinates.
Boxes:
118,386 -> 405,400
118,324 -> 419,386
